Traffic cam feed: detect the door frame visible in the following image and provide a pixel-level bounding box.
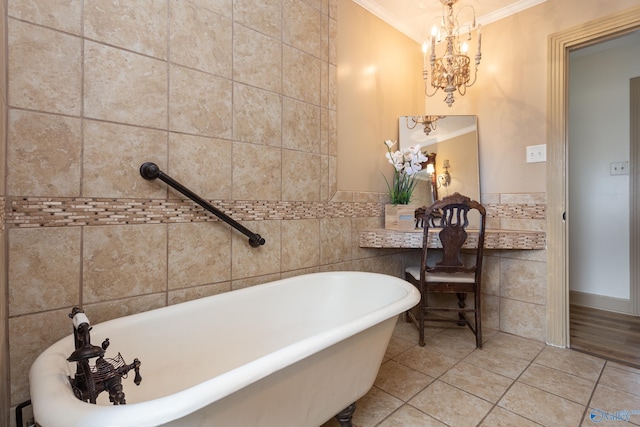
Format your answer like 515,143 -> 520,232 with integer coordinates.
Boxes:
546,5 -> 640,347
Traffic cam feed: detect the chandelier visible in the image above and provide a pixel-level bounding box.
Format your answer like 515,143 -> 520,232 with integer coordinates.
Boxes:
423,0 -> 481,107
406,115 -> 446,136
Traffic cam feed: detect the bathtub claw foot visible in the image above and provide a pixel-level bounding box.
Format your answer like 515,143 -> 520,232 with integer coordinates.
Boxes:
335,402 -> 356,427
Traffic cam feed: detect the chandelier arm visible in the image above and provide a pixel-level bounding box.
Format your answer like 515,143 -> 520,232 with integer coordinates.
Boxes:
424,81 -> 440,98
464,62 -> 481,88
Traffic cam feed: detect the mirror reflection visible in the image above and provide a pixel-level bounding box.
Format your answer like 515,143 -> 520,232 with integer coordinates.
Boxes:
399,115 -> 480,208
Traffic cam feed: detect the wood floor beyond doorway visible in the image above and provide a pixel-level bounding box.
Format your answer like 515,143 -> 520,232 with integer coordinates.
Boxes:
570,304 -> 640,368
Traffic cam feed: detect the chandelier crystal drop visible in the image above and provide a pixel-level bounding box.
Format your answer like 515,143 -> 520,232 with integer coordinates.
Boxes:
423,0 -> 481,107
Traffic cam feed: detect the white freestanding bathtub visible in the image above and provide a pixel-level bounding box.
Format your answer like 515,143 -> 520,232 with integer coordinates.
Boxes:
29,271 -> 419,427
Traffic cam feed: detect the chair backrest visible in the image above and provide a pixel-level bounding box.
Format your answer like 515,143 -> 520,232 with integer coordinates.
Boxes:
419,192 -> 486,278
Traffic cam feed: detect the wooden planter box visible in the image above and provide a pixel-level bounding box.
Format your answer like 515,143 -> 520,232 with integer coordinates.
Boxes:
384,204 -> 417,231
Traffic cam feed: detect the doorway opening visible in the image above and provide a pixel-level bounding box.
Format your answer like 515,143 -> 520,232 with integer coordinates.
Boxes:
547,5 -> 640,352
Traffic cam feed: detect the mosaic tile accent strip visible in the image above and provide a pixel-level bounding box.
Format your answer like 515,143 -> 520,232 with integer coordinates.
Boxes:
485,203 -> 546,219
358,229 -> 546,250
3,197 -> 546,230
4,197 -> 385,228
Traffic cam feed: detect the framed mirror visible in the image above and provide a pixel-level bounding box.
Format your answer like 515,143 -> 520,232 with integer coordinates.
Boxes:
399,115 -> 480,207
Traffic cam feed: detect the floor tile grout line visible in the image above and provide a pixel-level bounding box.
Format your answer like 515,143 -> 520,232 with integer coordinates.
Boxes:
471,343 -> 548,426
580,359 -> 608,425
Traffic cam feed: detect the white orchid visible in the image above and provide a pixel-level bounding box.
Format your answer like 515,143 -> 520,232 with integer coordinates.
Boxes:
383,141 -> 429,204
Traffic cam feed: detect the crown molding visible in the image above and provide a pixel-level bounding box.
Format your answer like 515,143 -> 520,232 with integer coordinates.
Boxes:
351,0 -> 424,42
477,0 -> 547,26
353,0 -> 548,44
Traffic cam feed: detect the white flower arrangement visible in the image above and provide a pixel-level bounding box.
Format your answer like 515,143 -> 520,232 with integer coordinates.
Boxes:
383,139 -> 428,204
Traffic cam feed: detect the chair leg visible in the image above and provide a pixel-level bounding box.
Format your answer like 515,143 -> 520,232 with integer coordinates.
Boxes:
418,293 -> 425,346
475,291 -> 482,349
456,292 -> 467,326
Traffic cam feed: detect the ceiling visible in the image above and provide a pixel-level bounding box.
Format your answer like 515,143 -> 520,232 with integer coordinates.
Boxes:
352,0 -> 547,43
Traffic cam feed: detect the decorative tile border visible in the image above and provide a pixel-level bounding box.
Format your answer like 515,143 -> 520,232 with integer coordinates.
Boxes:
3,196 -> 546,229
484,203 -> 546,219
4,197 -> 385,228
358,229 -> 546,250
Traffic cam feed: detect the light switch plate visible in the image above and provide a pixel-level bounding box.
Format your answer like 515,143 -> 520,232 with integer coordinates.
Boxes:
526,144 -> 546,163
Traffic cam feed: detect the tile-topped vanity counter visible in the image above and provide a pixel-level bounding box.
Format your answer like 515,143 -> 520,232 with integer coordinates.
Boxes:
358,228 -> 546,250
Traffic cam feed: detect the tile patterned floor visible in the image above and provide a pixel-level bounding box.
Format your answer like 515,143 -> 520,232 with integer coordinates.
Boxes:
321,318 -> 640,427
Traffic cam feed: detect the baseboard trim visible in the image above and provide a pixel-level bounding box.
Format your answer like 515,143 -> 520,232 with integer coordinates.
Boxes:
569,290 -> 632,314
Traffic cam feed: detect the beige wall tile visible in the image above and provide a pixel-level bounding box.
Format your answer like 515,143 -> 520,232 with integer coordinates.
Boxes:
232,142 -> 282,200
83,120 -> 168,198
8,227 -> 81,316
499,298 -> 545,341
187,0 -> 232,18
233,0 -> 281,39
7,110 -> 81,197
500,218 -> 545,232
320,217 -> 352,264
351,216 -> 384,260
233,83 -> 282,147
169,65 -> 232,138
280,266 -> 320,279
328,16 -> 337,65
170,0 -> 231,76
481,254 -> 500,296
329,155 -> 337,196
8,0 -> 82,34
281,219 -> 320,271
320,11 -> 329,62
328,63 -> 337,110
320,108 -> 329,155
233,23 -> 282,93
500,257 -> 546,304
168,133 -> 232,200
352,253 -> 404,277
232,272 -> 281,290
83,224 -> 167,303
168,281 -> 231,305
328,110 -> 337,155
84,293 -> 167,325
9,308 -> 71,405
85,0 -> 168,59
84,41 -> 167,129
231,220 -> 281,279
168,222 -> 231,289
283,45 -> 321,105
500,193 -> 546,204
8,19 -> 81,114
283,98 -> 321,153
282,150 -> 320,201
283,0 -> 321,57
320,155 -> 330,201
482,293 -> 500,331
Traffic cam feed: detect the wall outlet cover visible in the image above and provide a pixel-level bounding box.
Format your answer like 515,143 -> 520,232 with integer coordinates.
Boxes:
610,161 -> 629,175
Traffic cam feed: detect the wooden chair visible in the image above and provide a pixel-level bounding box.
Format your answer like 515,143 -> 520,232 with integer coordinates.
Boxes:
405,193 -> 486,348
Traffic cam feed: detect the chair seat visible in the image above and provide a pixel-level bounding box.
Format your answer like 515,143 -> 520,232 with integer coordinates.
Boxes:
405,266 -> 475,283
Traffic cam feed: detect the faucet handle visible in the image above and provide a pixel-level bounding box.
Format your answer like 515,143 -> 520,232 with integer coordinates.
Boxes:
101,338 -> 110,351
132,358 -> 142,385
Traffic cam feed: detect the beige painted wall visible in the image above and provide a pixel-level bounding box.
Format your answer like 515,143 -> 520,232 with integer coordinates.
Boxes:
337,0 -> 424,194
339,0 -> 640,196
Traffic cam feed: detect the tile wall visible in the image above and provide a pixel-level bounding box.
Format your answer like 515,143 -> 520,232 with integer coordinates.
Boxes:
3,0 -> 409,411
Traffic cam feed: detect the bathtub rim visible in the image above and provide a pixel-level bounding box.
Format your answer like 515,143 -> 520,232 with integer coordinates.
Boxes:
30,271 -> 420,427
